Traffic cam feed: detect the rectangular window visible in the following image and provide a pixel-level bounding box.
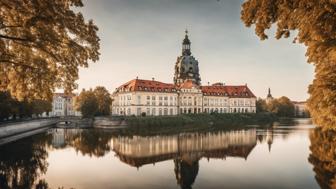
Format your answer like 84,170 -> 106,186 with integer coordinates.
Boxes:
137,95 -> 141,104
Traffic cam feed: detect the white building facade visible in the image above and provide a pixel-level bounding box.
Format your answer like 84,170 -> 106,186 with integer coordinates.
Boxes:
111,31 -> 256,116
49,93 -> 81,117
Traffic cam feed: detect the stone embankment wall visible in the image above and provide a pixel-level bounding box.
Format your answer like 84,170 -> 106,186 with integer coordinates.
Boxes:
0,119 -> 57,145
94,117 -> 127,128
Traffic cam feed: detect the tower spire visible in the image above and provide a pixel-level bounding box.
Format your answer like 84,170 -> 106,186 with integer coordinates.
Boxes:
267,88 -> 272,98
182,30 -> 191,56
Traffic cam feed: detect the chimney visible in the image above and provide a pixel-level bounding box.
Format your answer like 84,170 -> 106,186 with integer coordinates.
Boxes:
152,77 -> 155,81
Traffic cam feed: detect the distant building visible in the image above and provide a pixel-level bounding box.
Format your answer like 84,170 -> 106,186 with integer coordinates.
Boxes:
292,101 -> 310,117
266,88 -> 274,104
111,31 -> 257,116
49,93 -> 81,117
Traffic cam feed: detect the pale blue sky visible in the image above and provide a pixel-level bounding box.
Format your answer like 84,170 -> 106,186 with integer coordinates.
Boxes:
77,0 -> 314,101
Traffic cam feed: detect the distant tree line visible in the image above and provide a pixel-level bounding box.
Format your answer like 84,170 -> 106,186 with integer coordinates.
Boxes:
0,91 -> 51,121
256,96 -> 295,117
74,86 -> 112,118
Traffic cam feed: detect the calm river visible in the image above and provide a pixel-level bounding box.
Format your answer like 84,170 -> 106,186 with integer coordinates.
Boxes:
0,119 -> 331,189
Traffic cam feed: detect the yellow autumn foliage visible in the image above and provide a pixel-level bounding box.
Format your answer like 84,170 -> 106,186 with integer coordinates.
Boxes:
0,0 -> 100,101
241,0 -> 336,128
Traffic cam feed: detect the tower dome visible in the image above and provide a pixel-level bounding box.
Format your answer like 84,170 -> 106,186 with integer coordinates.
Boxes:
174,30 -> 201,86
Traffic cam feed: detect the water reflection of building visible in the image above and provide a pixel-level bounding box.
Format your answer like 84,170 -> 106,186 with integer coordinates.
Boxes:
256,128 -> 274,152
51,128 -> 80,148
112,129 -> 256,189
112,129 -> 257,168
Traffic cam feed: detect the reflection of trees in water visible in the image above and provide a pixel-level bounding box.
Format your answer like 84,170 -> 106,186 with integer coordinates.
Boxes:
309,127 -> 336,189
0,134 -> 50,189
50,129 -> 114,158
72,129 -> 113,157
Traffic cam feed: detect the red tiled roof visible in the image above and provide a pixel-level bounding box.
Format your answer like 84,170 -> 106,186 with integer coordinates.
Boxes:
114,79 -> 256,98
201,85 -> 256,98
115,79 -> 176,93
177,80 -> 199,89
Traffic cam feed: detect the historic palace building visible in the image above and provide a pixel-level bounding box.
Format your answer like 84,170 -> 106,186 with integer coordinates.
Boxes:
111,31 -> 256,116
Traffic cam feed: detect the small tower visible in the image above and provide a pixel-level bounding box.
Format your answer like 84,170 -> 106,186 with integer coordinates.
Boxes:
266,88 -> 273,103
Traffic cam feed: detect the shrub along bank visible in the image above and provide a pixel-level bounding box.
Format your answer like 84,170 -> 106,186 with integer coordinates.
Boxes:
124,112 -> 278,128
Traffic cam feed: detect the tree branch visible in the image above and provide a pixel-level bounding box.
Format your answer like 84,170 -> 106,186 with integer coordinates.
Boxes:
0,34 -> 30,41
0,25 -> 23,29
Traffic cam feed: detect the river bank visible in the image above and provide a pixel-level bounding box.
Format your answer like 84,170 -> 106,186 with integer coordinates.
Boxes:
0,119 -> 58,145
118,113 -> 278,135
0,113 -> 283,145
125,113 -> 278,127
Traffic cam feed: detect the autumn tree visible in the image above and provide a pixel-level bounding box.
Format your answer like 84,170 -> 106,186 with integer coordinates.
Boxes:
256,98 -> 268,113
74,89 -> 98,118
256,96 -> 295,117
0,91 -> 14,120
31,99 -> 52,116
0,0 -> 100,101
241,0 -> 336,128
93,86 -> 112,116
276,96 -> 295,117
